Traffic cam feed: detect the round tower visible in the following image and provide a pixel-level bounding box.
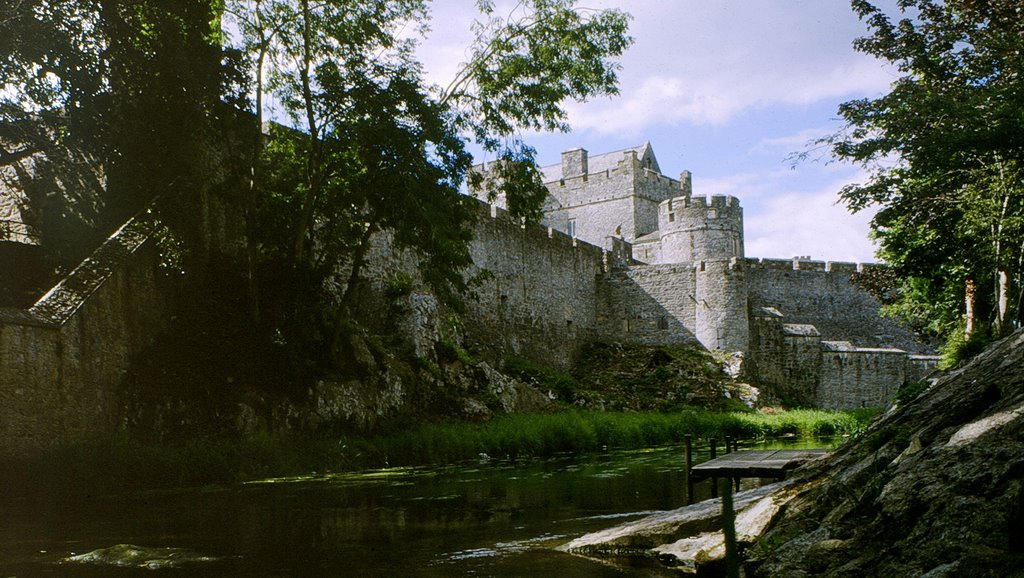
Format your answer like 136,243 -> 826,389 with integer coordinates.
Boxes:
657,194 -> 744,264
694,258 -> 749,352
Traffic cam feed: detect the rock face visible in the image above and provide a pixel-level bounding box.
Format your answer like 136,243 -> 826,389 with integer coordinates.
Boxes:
64,544 -> 222,569
560,481 -> 801,573
745,329 -> 1024,577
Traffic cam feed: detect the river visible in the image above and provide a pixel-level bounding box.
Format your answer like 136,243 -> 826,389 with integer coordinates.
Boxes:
0,440 -> 831,576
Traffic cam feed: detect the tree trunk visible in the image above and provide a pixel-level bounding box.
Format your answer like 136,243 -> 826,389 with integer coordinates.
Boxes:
292,0 -> 321,264
338,224 -> 377,314
995,269 -> 1011,337
965,277 -> 979,339
246,29 -> 268,324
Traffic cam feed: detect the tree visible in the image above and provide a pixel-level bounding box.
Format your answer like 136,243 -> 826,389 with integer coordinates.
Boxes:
443,0 -> 632,223
826,0 -> 1024,356
98,0 -> 246,257
0,0 -> 242,269
0,0 -> 106,161
224,0 -> 630,362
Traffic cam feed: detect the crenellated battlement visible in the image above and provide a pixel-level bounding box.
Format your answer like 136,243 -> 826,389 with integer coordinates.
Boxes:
466,194 -> 622,269
659,194 -> 743,221
743,258 -> 880,274
655,193 -> 745,264
671,194 -> 741,211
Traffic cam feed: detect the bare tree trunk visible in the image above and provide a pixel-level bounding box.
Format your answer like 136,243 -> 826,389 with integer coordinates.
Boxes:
246,13 -> 268,324
339,223 -> 377,314
996,269 -> 1011,337
965,276 -> 979,339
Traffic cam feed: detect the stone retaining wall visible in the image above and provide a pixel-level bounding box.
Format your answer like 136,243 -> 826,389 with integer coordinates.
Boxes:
0,208 -> 173,455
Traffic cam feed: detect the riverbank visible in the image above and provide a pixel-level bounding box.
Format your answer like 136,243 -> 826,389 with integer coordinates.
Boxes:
1,408 -> 875,501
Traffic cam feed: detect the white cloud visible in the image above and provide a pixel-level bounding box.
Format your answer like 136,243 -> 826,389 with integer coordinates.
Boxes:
744,178 -> 879,263
696,168 -> 794,202
754,127 -> 834,153
416,2 -> 898,135
557,1 -> 897,135
691,164 -> 880,263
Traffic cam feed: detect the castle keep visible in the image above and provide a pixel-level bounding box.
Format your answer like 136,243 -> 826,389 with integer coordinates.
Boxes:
478,143 -> 939,408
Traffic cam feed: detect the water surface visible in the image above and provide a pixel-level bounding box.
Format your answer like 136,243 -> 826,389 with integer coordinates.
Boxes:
0,439 -> 835,576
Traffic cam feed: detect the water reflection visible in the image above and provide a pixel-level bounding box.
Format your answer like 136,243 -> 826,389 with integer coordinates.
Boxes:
1,438 -> 839,576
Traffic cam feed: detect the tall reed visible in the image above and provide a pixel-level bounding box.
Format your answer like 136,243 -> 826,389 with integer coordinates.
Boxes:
2,408 -> 877,499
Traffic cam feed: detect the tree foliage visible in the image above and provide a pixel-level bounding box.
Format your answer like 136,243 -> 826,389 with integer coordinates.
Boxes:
224,0 -> 630,370
827,0 -> 1024,357
0,1 -> 242,268
450,0 -> 631,224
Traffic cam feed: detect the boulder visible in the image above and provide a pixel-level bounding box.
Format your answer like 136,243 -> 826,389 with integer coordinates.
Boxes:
63,544 -> 222,569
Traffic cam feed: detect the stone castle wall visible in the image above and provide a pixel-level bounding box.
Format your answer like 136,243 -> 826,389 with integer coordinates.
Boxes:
695,258 -> 749,352
462,202 -> 606,369
0,191 -> 248,456
631,165 -> 683,238
596,263 -> 699,346
747,310 -> 822,406
817,343 -> 908,409
0,208 -> 174,455
745,258 -> 926,352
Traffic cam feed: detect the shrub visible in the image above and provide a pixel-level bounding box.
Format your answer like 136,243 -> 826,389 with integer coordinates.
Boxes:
940,324 -> 991,369
894,380 -> 931,406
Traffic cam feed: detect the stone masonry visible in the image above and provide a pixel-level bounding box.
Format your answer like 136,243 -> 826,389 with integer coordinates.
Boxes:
477,143 -> 940,409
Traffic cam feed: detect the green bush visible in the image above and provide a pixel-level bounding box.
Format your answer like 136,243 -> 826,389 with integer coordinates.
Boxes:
894,380 -> 931,406
437,338 -> 478,366
383,272 -> 414,298
504,358 -> 580,399
940,324 -> 991,369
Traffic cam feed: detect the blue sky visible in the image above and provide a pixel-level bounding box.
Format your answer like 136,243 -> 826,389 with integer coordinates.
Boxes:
418,1 -> 905,263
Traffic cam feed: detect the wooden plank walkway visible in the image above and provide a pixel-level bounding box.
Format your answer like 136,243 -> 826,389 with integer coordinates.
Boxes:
690,449 -> 828,480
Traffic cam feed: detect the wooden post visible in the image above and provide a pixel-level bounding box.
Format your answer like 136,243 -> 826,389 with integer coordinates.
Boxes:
684,434 -> 694,505
730,436 -> 740,490
720,478 -> 740,578
709,437 -> 718,499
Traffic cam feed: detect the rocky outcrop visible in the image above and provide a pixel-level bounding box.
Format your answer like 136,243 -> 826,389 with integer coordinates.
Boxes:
63,544 -> 222,569
559,481 -> 800,572
745,328 -> 1024,577
560,329 -> 1024,576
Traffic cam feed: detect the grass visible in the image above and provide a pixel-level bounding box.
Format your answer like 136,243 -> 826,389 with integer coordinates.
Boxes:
1,408 -> 878,500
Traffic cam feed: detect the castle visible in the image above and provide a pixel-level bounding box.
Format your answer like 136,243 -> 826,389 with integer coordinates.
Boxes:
0,139 -> 940,454
476,143 -> 940,407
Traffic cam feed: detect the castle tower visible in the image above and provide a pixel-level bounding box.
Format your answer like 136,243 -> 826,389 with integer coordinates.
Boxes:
694,258 -> 749,352
659,194 -> 748,351
657,194 -> 744,263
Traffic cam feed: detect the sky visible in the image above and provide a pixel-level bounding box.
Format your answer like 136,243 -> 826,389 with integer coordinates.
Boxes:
417,1 -> 905,264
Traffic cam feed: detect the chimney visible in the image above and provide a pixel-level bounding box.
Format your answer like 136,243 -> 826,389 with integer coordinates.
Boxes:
679,170 -> 692,196
561,148 -> 588,179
